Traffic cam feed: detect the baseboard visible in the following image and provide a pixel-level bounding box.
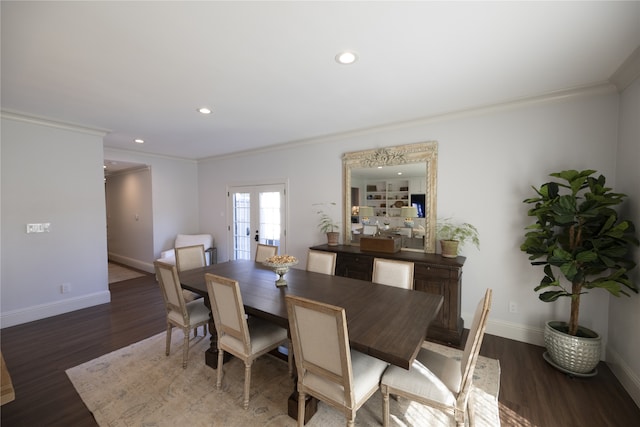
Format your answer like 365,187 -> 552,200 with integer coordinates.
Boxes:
475,316 -> 546,347
0,291 -> 111,329
606,347 -> 640,408
108,253 -> 155,274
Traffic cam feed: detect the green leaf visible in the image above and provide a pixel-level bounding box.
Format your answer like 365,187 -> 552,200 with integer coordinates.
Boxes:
539,290 -> 568,302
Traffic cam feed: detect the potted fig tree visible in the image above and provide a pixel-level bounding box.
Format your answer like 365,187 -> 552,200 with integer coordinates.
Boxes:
521,169 -> 638,376
315,202 -> 340,246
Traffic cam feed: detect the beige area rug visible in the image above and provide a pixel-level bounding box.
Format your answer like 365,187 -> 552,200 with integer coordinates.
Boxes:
108,262 -> 146,284
66,332 -> 501,426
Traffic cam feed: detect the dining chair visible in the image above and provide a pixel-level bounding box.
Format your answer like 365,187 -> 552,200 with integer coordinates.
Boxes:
153,261 -> 209,368
175,244 -> 207,302
381,288 -> 493,427
306,249 -> 337,275
372,258 -> 415,289
285,294 -> 389,427
205,273 -> 289,409
255,243 -> 278,262
175,244 -> 207,271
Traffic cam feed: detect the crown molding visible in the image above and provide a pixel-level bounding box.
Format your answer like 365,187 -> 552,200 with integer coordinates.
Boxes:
610,46 -> 640,92
0,110 -> 109,137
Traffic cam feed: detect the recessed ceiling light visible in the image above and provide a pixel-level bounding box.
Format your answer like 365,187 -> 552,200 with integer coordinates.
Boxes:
134,138 -> 144,144
198,107 -> 212,114
335,51 -> 358,65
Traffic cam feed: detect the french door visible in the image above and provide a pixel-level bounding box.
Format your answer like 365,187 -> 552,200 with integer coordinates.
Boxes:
229,183 -> 287,260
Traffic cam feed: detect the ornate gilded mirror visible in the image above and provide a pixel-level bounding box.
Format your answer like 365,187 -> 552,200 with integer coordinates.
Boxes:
342,141 -> 438,253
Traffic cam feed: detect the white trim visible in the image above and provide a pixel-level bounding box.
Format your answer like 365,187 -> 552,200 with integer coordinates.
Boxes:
606,346 -> 640,408
0,291 -> 111,329
108,253 -> 155,274
198,82 -> 616,162
483,317 -> 545,347
0,110 -> 108,136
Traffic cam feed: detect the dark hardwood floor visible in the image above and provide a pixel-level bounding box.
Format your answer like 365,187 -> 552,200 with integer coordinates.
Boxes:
1,273 -> 638,426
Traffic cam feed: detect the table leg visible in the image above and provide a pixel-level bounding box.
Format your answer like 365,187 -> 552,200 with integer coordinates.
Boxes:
287,352 -> 318,423
202,296 -> 232,368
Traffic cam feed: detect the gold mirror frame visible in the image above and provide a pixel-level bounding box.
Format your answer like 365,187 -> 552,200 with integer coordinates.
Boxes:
342,141 -> 438,253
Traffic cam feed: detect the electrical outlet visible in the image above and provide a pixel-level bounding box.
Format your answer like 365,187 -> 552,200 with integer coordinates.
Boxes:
61,283 -> 71,294
509,301 -> 518,313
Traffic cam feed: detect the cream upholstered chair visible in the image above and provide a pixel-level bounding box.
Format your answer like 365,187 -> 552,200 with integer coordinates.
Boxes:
255,243 -> 278,262
175,244 -> 207,302
175,244 -> 207,271
372,258 -> 415,289
153,261 -> 209,368
285,294 -> 388,427
306,249 -> 337,275
381,288 -> 493,427
206,273 -> 289,409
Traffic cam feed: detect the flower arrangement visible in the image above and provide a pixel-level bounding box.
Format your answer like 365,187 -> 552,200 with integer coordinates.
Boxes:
264,255 -> 298,265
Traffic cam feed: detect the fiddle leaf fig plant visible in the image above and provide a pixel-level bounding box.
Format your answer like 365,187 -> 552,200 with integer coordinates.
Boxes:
521,169 -> 638,336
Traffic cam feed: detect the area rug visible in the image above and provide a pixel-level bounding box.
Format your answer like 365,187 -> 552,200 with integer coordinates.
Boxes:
66,332 -> 501,426
108,262 -> 146,283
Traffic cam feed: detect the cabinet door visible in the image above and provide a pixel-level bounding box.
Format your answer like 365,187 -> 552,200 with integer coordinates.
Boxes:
335,253 -> 373,281
414,264 -> 451,328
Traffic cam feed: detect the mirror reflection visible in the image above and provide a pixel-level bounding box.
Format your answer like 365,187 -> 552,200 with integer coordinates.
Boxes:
342,142 -> 438,253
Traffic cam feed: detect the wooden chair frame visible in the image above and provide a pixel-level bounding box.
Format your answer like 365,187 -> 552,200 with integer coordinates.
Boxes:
372,258 -> 415,289
306,249 -> 337,275
255,243 -> 278,262
153,261 -> 209,368
381,288 -> 492,427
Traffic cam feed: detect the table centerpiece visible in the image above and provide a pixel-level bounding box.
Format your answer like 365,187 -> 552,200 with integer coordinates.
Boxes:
262,255 -> 298,287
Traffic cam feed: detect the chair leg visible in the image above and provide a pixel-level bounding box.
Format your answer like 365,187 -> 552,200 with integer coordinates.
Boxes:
165,324 -> 172,356
288,341 -> 293,377
382,387 -> 390,427
243,362 -> 251,409
297,390 -> 306,427
454,407 -> 465,427
216,348 -> 224,389
182,329 -> 189,368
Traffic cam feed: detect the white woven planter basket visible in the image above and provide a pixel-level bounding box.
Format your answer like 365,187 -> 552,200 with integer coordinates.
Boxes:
544,321 -> 601,374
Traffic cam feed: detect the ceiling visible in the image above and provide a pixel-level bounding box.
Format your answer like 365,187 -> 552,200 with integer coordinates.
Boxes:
2,1 -> 639,161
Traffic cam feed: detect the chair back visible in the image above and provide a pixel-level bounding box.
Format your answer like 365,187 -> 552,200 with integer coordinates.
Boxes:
362,225 -> 378,236
205,273 -> 251,353
458,288 -> 492,395
255,244 -> 278,262
372,258 -> 414,289
154,261 -> 188,323
175,244 -> 207,271
306,249 -> 337,275
285,295 -> 355,408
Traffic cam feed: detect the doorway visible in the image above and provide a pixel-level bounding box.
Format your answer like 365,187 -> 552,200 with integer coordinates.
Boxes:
228,183 -> 287,260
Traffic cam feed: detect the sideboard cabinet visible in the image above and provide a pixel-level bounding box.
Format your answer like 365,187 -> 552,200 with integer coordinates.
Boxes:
310,244 -> 465,345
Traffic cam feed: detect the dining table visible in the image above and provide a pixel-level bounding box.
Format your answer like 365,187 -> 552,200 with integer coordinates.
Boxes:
179,259 -> 443,421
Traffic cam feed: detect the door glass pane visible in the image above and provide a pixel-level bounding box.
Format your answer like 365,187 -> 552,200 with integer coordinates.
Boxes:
233,192 -> 251,260
259,191 -> 281,249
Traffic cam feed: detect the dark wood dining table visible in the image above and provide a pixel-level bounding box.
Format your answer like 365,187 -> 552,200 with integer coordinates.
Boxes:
179,259 -> 443,420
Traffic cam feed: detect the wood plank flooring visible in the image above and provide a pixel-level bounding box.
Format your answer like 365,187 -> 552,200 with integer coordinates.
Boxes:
1,273 -> 638,426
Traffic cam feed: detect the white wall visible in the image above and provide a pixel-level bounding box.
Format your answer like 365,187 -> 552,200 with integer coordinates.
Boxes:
198,85 -> 621,350
105,167 -> 154,270
609,77 -> 640,406
1,115 -> 110,327
103,148 -> 201,272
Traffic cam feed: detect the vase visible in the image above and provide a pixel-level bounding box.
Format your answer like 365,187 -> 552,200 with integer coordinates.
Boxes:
440,240 -> 459,258
543,320 -> 601,376
326,232 -> 339,246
